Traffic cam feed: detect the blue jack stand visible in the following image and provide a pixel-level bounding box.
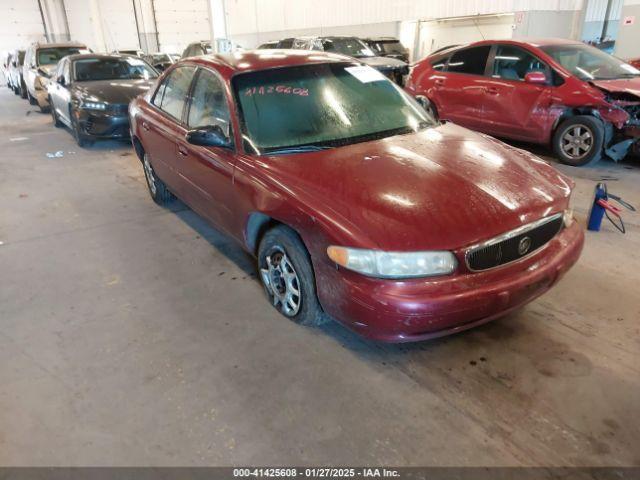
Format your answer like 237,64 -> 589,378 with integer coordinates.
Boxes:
587,183 -> 607,231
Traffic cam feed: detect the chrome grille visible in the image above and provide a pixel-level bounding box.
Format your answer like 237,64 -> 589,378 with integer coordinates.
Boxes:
466,213 -> 564,272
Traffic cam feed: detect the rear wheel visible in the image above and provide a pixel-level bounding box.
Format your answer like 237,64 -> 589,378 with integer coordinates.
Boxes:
258,225 -> 324,326
19,81 -> 27,99
553,115 -> 604,166
142,152 -> 173,205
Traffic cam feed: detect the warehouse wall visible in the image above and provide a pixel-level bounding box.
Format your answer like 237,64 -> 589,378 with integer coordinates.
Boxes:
513,9 -> 583,38
614,0 -> 640,58
0,0 -> 46,52
581,0 -> 624,42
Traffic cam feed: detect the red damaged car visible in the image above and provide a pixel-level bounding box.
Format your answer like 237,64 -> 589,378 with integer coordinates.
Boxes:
129,51 -> 583,342
406,39 -> 640,166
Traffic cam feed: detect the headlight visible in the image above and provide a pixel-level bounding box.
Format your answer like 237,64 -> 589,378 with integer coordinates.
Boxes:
327,246 -> 457,279
563,208 -> 574,227
81,101 -> 107,110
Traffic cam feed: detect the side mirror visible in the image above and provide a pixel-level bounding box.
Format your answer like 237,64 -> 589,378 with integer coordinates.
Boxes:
185,125 -> 231,148
524,71 -> 547,84
37,67 -> 50,78
56,76 -> 65,86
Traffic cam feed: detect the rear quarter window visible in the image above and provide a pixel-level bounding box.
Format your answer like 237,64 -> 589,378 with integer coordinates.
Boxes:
447,46 -> 491,76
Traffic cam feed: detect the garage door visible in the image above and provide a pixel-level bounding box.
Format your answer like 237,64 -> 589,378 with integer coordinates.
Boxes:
154,0 -> 211,54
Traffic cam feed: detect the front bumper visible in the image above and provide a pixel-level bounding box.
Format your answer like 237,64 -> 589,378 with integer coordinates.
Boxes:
316,222 -> 584,342
77,110 -> 131,139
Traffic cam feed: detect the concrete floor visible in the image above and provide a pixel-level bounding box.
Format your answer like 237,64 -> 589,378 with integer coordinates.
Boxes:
0,87 -> 639,467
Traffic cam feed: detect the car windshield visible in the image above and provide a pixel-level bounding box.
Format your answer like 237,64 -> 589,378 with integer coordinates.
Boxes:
38,47 -> 82,65
321,38 -> 374,58
541,43 -> 640,80
73,57 -> 158,81
233,62 -> 434,154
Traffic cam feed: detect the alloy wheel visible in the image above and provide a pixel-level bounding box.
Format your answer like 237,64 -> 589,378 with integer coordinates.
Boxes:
143,153 -> 157,196
561,124 -> 593,159
260,247 -> 302,317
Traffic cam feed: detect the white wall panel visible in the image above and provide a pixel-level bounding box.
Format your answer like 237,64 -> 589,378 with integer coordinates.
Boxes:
225,0 -> 585,36
0,0 -> 46,52
154,0 -> 210,54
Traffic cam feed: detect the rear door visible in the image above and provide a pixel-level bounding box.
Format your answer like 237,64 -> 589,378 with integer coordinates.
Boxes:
480,44 -> 553,142
176,67 -> 237,230
433,45 -> 491,130
142,66 -> 197,197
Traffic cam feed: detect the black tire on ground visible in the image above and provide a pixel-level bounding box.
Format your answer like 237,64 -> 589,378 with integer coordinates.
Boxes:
257,225 -> 325,327
50,99 -> 62,128
70,111 -> 93,147
142,152 -> 174,205
27,90 -> 37,105
20,81 -> 27,99
13,85 -> 19,95
552,115 -> 604,166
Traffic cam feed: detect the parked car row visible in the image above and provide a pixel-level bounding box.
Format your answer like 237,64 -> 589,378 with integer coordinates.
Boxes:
256,35 -> 409,85
407,38 -> 640,166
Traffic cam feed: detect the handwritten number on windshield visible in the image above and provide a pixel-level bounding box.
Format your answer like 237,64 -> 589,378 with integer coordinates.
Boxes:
244,85 -> 309,97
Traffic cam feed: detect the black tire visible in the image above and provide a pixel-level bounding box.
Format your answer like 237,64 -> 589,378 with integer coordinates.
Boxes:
142,152 -> 174,205
13,84 -> 19,95
553,115 -> 604,166
258,225 -> 324,326
71,112 -> 93,147
50,100 -> 62,128
27,90 -> 37,105
19,81 -> 27,99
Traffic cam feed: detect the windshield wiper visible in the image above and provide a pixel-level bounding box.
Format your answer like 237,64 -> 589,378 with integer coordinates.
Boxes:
265,145 -> 332,155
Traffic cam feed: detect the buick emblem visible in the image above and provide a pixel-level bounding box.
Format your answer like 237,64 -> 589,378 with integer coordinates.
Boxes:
518,236 -> 532,256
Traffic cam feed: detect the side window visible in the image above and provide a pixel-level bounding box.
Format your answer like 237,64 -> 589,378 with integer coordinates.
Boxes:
154,66 -> 196,120
187,69 -> 231,138
278,38 -> 294,49
447,46 -> 491,76
292,39 -> 309,49
492,45 -> 547,81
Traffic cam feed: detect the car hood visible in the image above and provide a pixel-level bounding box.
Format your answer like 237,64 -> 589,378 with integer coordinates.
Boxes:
591,78 -> 640,99
358,56 -> 407,69
264,123 -> 573,251
73,79 -> 156,104
38,64 -> 57,76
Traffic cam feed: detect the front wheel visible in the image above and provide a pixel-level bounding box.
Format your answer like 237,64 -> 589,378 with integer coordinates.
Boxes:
552,115 -> 604,166
50,99 -> 62,127
71,112 -> 93,147
258,225 -> 324,326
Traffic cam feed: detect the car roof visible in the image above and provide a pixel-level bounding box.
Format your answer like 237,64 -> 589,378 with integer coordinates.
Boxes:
427,37 -> 582,58
364,37 -> 401,42
183,50 -> 355,77
32,41 -> 87,49
65,53 -> 145,61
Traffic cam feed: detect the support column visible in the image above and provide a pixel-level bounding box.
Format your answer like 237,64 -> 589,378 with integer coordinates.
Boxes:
88,0 -> 108,52
208,0 -> 230,52
133,0 -> 159,53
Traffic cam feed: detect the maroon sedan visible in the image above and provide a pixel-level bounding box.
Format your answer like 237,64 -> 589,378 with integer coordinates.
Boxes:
129,50 -> 584,342
406,39 -> 640,166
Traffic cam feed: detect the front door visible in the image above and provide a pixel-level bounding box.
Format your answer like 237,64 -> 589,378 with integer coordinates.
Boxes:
481,44 -> 553,143
176,67 -> 236,231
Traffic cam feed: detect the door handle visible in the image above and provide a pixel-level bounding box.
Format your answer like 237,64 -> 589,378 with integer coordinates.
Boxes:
142,122 -> 150,131
434,78 -> 445,86
177,146 -> 188,157
485,87 -> 499,95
